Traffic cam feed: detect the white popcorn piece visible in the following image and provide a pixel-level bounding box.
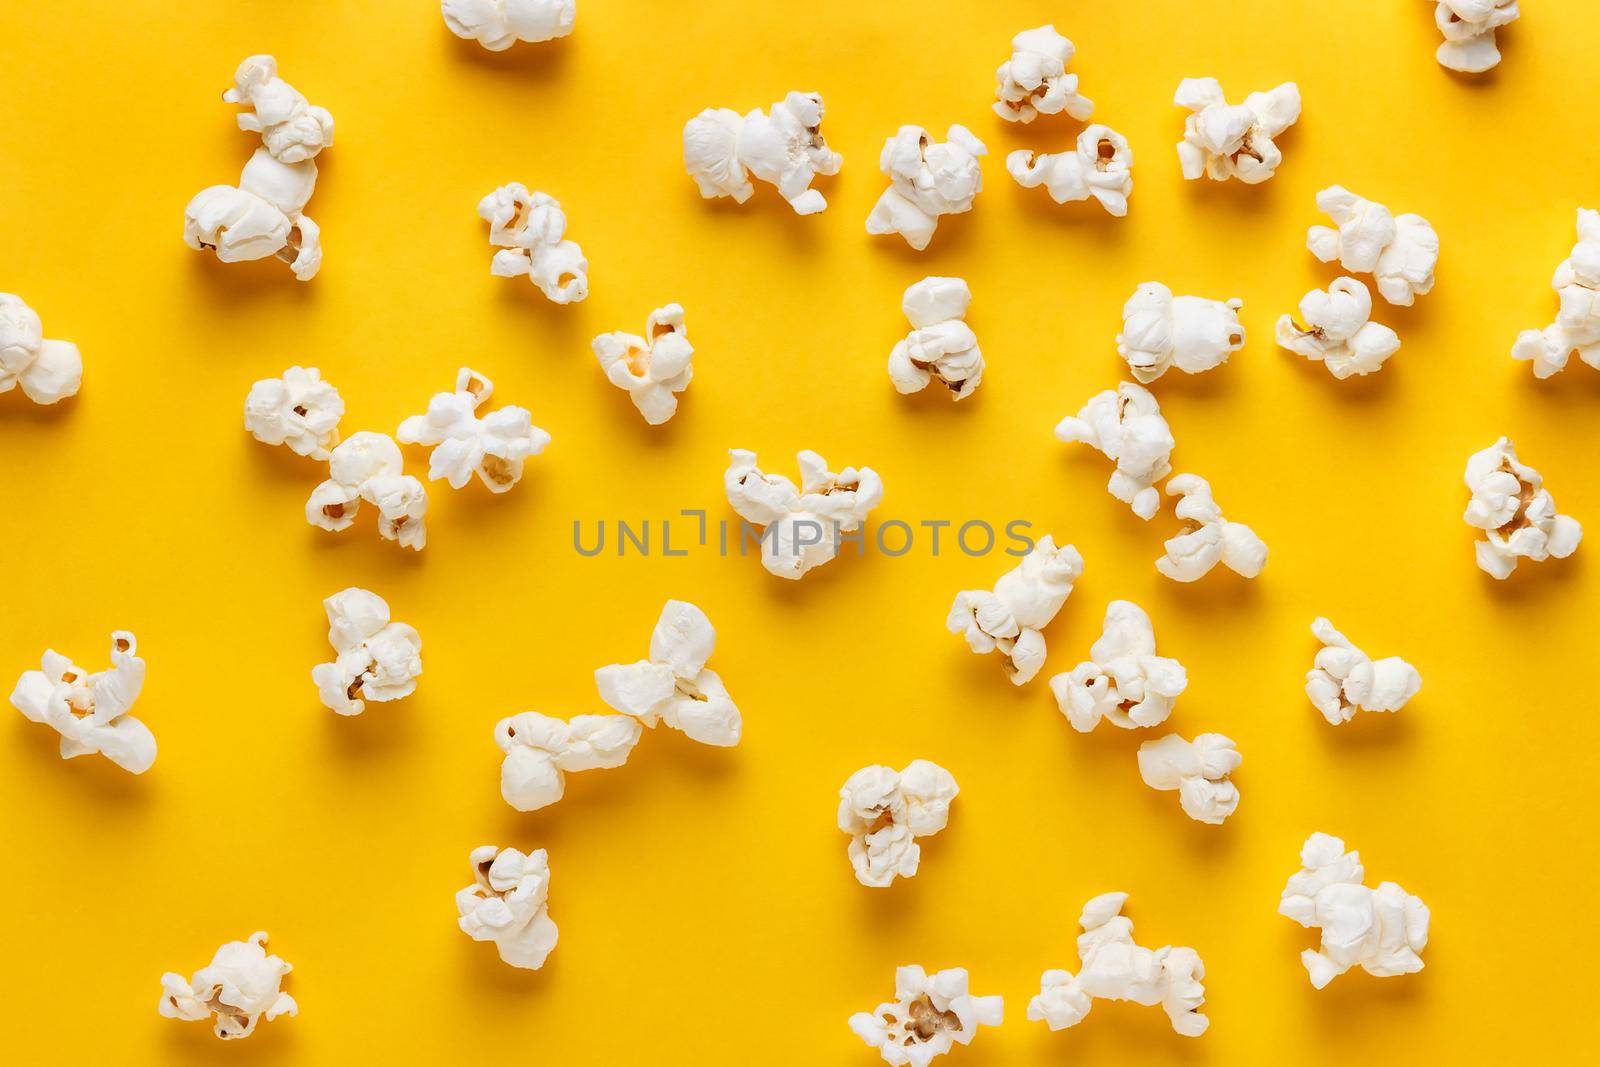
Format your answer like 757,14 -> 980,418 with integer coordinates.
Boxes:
1462,437 -> 1583,579
837,760 -> 958,888
1174,77 -> 1301,185
477,183 -> 588,304
1028,893 -> 1209,1037
0,293 -> 82,405
1276,278 -> 1401,379
243,366 -> 344,460
397,367 -> 549,492
158,932 -> 296,1040
867,124 -> 987,251
306,431 -> 429,550
888,277 -> 984,400
10,631 -> 155,775
594,600 -> 741,747
1054,382 -> 1174,521
442,0 -> 575,51
1137,733 -> 1241,825
1006,125 -> 1133,217
1307,186 -> 1439,307
947,536 -> 1083,686
1157,474 -> 1267,582
1117,282 -> 1245,383
311,588 -> 421,716
724,448 -> 884,580
223,55 -> 333,164
1431,1 -> 1520,73
1049,601 -> 1186,733
993,25 -> 1093,125
456,845 -> 559,970
1511,209 -> 1600,378
1279,832 -> 1430,989
683,92 -> 842,216
185,148 -> 323,281
495,712 -> 642,811
592,304 -> 694,424
850,965 -> 1002,1066
1305,618 -> 1421,725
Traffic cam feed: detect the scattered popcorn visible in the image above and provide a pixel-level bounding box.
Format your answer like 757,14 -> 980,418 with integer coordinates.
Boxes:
1305,618 -> 1421,725
397,367 -> 548,492
1307,186 -> 1439,306
310,588 -> 421,716
1279,832 -> 1430,989
1006,125 -> 1133,216
477,183 -> 588,304
1276,277 -> 1401,379
442,0 -> 576,51
1174,77 -> 1301,185
993,25 -> 1093,124
185,147 -> 323,281
0,293 -> 82,405
223,55 -> 332,164
837,760 -> 958,888
592,304 -> 694,424
1049,601 -> 1186,733
1054,382 -> 1174,521
456,845 -> 559,970
1430,1 -> 1520,73
724,449 -> 884,580
1511,208 -> 1600,378
866,124 -> 987,251
1137,733 -> 1241,825
1117,283 -> 1244,383
1028,892 -> 1208,1037
306,431 -> 428,550
888,277 -> 984,400
10,631 -> 155,775
683,92 -> 841,215
158,932 -> 296,1040
1463,436 -> 1583,579
495,712 -> 642,811
243,366 -> 343,460
947,537 -> 1083,685
850,965 -> 1002,1066
594,600 -> 741,747
1157,474 -> 1267,582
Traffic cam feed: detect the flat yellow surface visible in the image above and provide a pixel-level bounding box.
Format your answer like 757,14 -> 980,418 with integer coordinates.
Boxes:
2,1 -> 1596,1063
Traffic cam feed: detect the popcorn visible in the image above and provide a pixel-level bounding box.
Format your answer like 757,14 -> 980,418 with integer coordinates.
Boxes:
1511,209 -> 1600,378
495,712 -> 642,811
397,367 -> 549,492
223,55 -> 332,164
1276,278 -> 1400,379
1305,618 -> 1421,725
993,25 -> 1093,124
837,760 -> 958,888
456,845 -> 559,970
594,600 -> 741,746
1156,474 -> 1267,582
243,366 -> 344,460
9,631 -> 155,775
158,932 -> 296,1040
1137,733 -> 1241,824
1463,437 -> 1583,579
0,293 -> 82,405
1279,832 -> 1430,989
724,449 -> 883,580
866,124 -> 987,251
442,0 -> 576,51
477,183 -> 588,304
1028,892 -> 1208,1037
849,965 -> 1002,1066
1117,283 -> 1244,383
1054,382 -> 1174,520
683,92 -> 842,216
888,277 -> 984,400
947,537 -> 1083,685
1430,1 -> 1520,73
184,148 -> 323,281
1049,601 -> 1186,733
592,304 -> 694,424
1005,125 -> 1133,216
1307,186 -> 1439,306
306,431 -> 429,550
1174,77 -> 1301,185
311,588 -> 421,716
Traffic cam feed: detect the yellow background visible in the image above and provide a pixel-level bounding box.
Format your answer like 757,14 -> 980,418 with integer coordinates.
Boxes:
2,1 -> 1596,1063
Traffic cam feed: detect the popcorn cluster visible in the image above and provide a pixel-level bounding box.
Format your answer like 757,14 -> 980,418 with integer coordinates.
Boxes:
1117,282 -> 1245,383
1279,833 -> 1430,988
595,600 -> 742,747
1174,77 -> 1300,185
10,631 -> 155,775
850,965 -> 1002,1066
496,712 -> 641,811
312,588 -> 422,716
244,366 -> 344,460
456,845 -> 559,970
159,933 -> 296,1041
1305,617 -> 1421,725
1157,475 -> 1267,582
307,431 -> 429,550
223,55 -> 333,165
993,25 -> 1093,124
1277,277 -> 1401,379
398,367 -> 548,492
948,537 -> 1083,685
867,125 -> 987,251
1463,437 -> 1583,578
1307,186 -> 1439,307
684,92 -> 842,216
478,183 -> 589,303
837,760 -> 958,888
1056,382 -> 1174,520
1006,125 -> 1133,216
724,448 -> 883,580
1430,1 -> 1520,73
1137,733 -> 1241,824
1512,209 -> 1600,378
1049,601 -> 1186,733
442,0 -> 576,51
888,277 -> 984,400
593,304 -> 695,424
0,293 -> 82,405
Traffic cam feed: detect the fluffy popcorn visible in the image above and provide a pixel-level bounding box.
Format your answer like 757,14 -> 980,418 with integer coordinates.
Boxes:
1305,618 -> 1421,725
837,760 -> 958,888
1511,208 -> 1600,378
1463,437 -> 1583,579
223,55 -> 332,164
1174,77 -> 1301,185
866,124 -> 987,251
1276,277 -> 1401,379
1005,125 -> 1133,216
1049,601 -> 1186,733
311,588 -> 421,716
592,304 -> 694,424
185,147 -> 322,281
398,367 -> 548,492
1157,474 -> 1267,582
1307,186 -> 1439,307
477,183 -> 588,304
10,631 -> 155,775
1279,832 -> 1430,989
947,537 -> 1083,686
724,448 -> 884,580
442,0 -> 575,50
158,932 -> 296,1040
594,600 -> 741,747
495,712 -> 642,811
888,277 -> 984,400
683,92 -> 842,216
993,25 -> 1093,124
1117,283 -> 1244,383
1054,382 -> 1174,521
1137,733 -> 1241,825
0,293 -> 82,405
1028,893 -> 1208,1037
456,846 -> 559,970
243,366 -> 343,460
1430,1 -> 1520,73
849,965 -> 1002,1066
306,431 -> 428,550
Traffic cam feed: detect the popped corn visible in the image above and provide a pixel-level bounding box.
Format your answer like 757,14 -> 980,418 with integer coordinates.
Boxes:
184,148 -> 322,281
888,277 -> 984,400
1430,1 -> 1520,73
244,366 -> 344,460
311,588 -> 421,716
1157,474 -> 1267,582
0,293 -> 82,405
1054,382 -> 1174,521
850,965 -> 1002,1066
1463,437 -> 1582,579
223,55 -> 333,164
1137,733 -> 1241,824
441,0 -> 576,51
1049,601 -> 1186,733
1279,832 -> 1430,988
1307,186 -> 1439,306
10,631 -> 154,775
724,448 -> 884,580
1006,125 -> 1132,216
306,431 -> 429,550
1305,618 -> 1421,725
1116,282 -> 1245,383
1511,209 -> 1600,378
948,537 -> 1084,685
158,932 -> 296,1040
397,367 -> 549,492
1276,277 -> 1400,379
866,124 -> 987,251
1174,77 -> 1300,185
477,183 -> 588,304
592,304 -> 694,424
495,712 -> 642,811
993,25 -> 1093,124
594,600 -> 741,747
837,760 -> 958,888
456,845 -> 559,970
683,92 -> 842,216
